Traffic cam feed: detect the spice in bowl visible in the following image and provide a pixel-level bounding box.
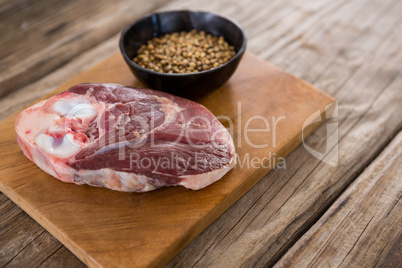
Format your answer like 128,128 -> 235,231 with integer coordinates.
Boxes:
133,30 -> 236,74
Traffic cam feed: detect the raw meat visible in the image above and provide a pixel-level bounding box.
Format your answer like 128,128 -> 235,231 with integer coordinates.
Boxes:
15,83 -> 235,192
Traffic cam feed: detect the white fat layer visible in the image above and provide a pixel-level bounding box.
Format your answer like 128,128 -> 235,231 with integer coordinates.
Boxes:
53,101 -> 97,121
179,157 -> 236,190
35,133 -> 81,158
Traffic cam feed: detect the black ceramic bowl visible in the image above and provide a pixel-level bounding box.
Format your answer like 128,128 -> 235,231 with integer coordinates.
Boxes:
119,10 -> 247,97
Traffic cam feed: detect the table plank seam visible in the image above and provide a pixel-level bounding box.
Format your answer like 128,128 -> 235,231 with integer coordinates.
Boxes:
267,113 -> 401,266
289,0 -> 398,82
1,229 -> 46,268
261,0 -> 350,60
35,244 -> 64,268
337,213 -> 377,268
373,229 -> 401,268
275,131 -> 402,267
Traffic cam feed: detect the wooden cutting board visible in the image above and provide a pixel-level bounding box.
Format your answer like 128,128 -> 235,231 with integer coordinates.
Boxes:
0,52 -> 335,267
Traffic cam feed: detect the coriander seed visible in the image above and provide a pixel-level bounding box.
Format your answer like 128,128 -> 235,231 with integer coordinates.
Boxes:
133,30 -> 236,73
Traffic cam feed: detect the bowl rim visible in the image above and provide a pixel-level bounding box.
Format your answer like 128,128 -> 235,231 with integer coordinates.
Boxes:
119,10 -> 247,77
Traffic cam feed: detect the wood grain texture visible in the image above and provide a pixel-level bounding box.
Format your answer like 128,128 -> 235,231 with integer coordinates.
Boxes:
0,35 -> 120,122
0,0 -> 170,98
1,0 -> 402,266
165,0 -> 402,266
276,130 -> 402,267
0,52 -> 334,267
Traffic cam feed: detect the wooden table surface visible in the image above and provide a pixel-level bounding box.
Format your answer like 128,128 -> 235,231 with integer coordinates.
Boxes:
1,0 -> 401,267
